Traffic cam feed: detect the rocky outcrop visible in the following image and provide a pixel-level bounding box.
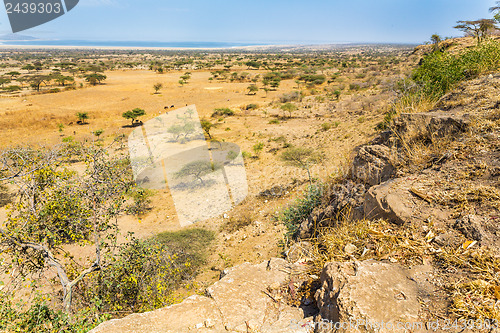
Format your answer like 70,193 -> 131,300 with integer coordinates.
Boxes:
352,145 -> 395,186
298,181 -> 366,239
89,258 -> 314,333
314,260 -> 431,333
392,111 -> 470,142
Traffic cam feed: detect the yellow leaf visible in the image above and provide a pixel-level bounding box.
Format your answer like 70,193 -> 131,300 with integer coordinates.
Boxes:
462,240 -> 477,250
494,286 -> 500,300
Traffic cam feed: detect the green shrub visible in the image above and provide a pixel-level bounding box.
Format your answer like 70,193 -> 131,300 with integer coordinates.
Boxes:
212,108 -> 234,117
252,142 -> 264,157
245,103 -> 258,110
413,40 -> 500,98
278,184 -> 324,240
321,123 -> 332,131
269,119 -> 280,124
77,230 -> 213,315
0,293 -> 108,333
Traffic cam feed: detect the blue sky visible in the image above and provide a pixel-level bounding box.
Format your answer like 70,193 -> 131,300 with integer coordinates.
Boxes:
0,0 -> 497,44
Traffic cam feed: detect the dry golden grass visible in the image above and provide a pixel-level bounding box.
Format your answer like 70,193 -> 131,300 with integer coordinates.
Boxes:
437,247 -> 500,321
309,218 -> 431,273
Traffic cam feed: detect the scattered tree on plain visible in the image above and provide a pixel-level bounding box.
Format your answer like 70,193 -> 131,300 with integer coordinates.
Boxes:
153,83 -> 163,94
122,108 -> 146,126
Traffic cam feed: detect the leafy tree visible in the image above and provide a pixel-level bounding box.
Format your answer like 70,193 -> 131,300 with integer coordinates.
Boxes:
174,160 -> 221,186
0,143 -> 132,313
431,34 -> 442,51
270,78 -> 281,90
490,1 -> 500,23
262,87 -> 270,97
247,84 -> 259,95
122,108 -> 146,126
200,118 -> 215,139
77,112 -> 89,124
281,102 -> 298,118
76,229 -> 214,315
180,72 -> 191,84
153,83 -> 163,94
280,146 -> 323,184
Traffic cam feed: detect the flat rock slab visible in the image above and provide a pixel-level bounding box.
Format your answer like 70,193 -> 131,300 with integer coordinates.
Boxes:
89,258 -> 310,333
315,260 -> 424,333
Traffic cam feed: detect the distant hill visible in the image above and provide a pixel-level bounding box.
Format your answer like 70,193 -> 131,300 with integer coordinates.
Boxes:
0,33 -> 38,41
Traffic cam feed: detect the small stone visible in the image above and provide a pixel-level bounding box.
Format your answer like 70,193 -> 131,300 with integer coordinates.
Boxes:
223,213 -> 229,219
344,243 -> 357,255
195,323 -> 203,329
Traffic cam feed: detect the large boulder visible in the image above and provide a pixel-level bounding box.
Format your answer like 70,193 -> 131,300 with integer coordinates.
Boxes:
314,260 -> 424,333
363,179 -> 413,225
352,145 -> 395,186
89,258 -> 312,333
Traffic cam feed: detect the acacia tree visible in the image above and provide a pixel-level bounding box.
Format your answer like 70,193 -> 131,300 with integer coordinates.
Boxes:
28,75 -> 48,91
174,160 -> 221,186
490,2 -> 500,23
247,84 -> 259,95
280,146 -> 323,185
454,19 -> 497,45
281,102 -> 297,118
85,73 -> 107,85
0,142 -> 132,313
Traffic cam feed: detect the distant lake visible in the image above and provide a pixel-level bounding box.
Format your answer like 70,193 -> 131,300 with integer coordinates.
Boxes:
0,40 -> 267,48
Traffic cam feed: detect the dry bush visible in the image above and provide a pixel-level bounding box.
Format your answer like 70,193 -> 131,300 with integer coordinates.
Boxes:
220,209 -> 254,233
